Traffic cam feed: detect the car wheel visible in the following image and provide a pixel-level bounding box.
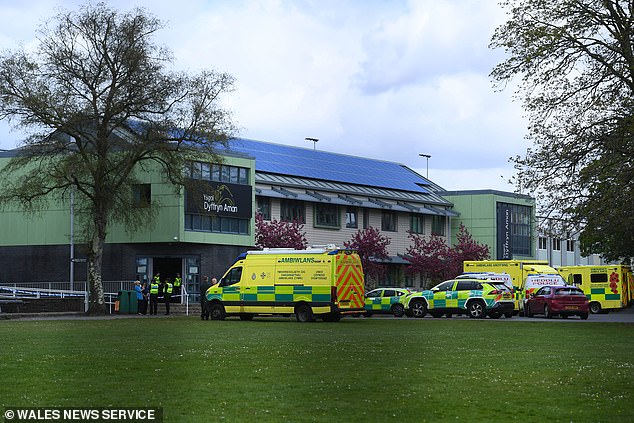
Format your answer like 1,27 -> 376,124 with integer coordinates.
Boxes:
391,303 -> 405,317
525,304 -> 532,318
467,300 -> 486,319
410,300 -> 427,318
295,303 -> 315,322
580,313 -> 589,320
544,304 -> 553,319
589,302 -> 602,314
209,302 -> 226,320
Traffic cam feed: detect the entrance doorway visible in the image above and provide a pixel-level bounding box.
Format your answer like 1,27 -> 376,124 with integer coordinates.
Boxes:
153,257 -> 183,284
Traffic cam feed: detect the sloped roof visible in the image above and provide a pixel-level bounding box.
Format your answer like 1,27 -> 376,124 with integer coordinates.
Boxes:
225,138 -> 439,194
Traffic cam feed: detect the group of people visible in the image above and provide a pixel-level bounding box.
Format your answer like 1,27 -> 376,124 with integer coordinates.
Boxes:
134,272 -> 183,316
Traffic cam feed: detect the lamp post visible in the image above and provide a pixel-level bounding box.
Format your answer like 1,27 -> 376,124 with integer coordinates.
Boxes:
305,137 -> 318,150
419,153 -> 431,178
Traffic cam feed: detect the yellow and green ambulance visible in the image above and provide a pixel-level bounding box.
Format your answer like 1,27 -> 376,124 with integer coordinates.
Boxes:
557,265 -> 633,314
206,246 -> 365,322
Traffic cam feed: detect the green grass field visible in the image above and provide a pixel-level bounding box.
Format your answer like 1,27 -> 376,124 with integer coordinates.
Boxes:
1,317 -> 633,422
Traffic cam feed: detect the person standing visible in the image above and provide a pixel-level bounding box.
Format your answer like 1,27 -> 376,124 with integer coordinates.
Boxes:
140,280 -> 149,315
134,280 -> 144,315
149,275 -> 160,316
163,278 -> 173,315
200,276 -> 212,320
173,273 -> 182,302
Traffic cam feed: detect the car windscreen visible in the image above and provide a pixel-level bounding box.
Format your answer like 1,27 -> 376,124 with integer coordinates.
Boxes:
555,288 -> 585,296
490,283 -> 511,291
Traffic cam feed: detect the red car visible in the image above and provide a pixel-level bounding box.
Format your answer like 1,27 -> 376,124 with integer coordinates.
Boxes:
525,285 -> 589,319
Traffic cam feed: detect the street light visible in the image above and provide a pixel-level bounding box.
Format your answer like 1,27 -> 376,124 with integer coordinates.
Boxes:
419,153 -> 431,178
305,137 -> 318,150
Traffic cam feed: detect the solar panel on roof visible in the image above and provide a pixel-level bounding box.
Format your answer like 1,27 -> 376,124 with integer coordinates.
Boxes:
225,138 -> 430,194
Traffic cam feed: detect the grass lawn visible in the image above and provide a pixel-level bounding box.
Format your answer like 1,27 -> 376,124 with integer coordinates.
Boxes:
1,317 -> 633,422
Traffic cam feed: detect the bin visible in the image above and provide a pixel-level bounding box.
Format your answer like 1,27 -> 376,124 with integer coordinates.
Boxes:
117,290 -> 130,314
128,290 -> 138,314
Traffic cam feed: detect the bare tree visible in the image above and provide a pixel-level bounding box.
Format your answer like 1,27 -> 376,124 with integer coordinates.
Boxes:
0,2 -> 236,313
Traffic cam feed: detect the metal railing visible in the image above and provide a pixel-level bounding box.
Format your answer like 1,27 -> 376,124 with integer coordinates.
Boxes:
0,281 -> 193,316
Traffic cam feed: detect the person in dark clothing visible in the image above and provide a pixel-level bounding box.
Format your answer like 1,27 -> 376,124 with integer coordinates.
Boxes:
200,276 -> 212,320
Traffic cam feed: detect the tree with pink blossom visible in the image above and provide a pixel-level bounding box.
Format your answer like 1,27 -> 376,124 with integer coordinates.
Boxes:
254,214 -> 307,250
344,227 -> 390,288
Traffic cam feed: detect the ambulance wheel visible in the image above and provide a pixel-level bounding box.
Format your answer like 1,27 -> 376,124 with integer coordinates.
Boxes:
589,302 -> 602,314
467,300 -> 486,319
410,300 -> 427,318
208,302 -> 225,320
295,304 -> 315,322
391,303 -> 405,317
544,304 -> 553,319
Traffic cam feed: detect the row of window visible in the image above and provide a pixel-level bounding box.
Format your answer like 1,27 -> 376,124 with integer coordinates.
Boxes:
538,237 -> 576,252
186,161 -> 250,185
185,214 -> 249,235
257,198 -> 447,235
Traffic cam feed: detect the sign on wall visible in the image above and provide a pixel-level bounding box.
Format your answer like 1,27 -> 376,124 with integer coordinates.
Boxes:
185,181 -> 252,219
496,202 -> 512,260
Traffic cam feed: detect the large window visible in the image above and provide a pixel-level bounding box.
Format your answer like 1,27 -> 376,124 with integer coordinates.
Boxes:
315,204 -> 339,228
185,215 -> 249,235
187,161 -> 249,185
381,211 -> 397,232
410,214 -> 424,234
281,200 -> 305,223
345,207 -> 358,229
431,215 -> 446,236
257,197 -> 271,220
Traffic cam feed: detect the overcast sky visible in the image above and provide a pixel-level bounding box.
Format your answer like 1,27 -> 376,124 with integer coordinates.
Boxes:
0,0 -> 528,192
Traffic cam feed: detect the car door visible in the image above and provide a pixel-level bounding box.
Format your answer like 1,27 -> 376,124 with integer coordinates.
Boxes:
431,281 -> 455,311
381,289 -> 396,312
532,286 -> 550,314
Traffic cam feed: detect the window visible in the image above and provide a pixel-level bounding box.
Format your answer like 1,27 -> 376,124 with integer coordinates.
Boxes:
382,289 -> 396,297
431,215 -> 445,236
538,237 -> 547,250
188,161 -> 249,185
132,184 -> 151,208
315,204 -> 339,228
381,211 -> 397,232
363,209 -> 370,229
433,281 -> 454,291
410,214 -> 424,234
257,197 -> 271,220
185,215 -> 249,235
345,208 -> 358,229
281,200 -> 305,223
456,280 -> 477,291
590,273 -> 608,283
566,239 -> 575,252
552,238 -> 561,251
220,267 -> 242,287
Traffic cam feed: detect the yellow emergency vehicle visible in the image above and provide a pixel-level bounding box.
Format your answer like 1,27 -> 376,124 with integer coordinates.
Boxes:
205,246 -> 365,322
557,265 -> 633,314
463,260 -> 558,313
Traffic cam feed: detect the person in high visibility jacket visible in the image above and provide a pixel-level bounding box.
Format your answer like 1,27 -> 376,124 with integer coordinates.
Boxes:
173,273 -> 182,301
163,278 -> 173,315
149,275 -> 160,316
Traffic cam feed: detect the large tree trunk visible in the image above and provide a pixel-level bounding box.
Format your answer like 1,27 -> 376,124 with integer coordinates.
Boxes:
86,219 -> 107,315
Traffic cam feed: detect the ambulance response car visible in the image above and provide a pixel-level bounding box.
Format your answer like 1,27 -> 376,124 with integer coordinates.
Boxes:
205,246 -> 365,322
557,265 -> 632,314
403,273 -> 514,319
463,260 -> 558,313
